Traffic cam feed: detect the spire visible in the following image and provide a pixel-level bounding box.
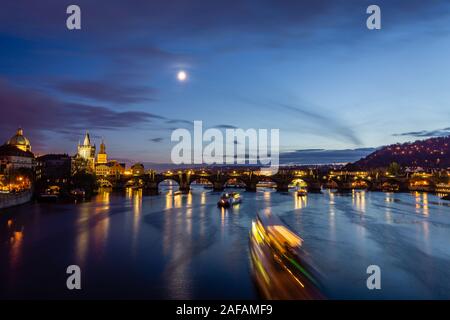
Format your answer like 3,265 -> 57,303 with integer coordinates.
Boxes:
100,139 -> 106,154
83,131 -> 91,146
16,127 -> 24,136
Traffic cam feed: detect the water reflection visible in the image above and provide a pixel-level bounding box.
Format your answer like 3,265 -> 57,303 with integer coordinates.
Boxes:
352,190 -> 366,213
9,229 -> 23,270
132,189 -> 142,255
162,189 -> 193,299
328,191 -> 336,240
200,192 -> 206,205
1,189 -> 450,299
414,192 -> 430,216
263,191 -> 271,205
294,193 -> 307,209
75,203 -> 91,267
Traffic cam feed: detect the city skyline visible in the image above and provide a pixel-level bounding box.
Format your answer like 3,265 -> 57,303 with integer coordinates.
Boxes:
1,1 -> 450,164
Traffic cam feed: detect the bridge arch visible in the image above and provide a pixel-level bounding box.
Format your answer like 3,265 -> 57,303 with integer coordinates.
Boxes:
98,178 -> 113,188
124,177 -> 145,188
350,176 -> 372,190
286,177 -> 321,193
254,175 -> 277,190
188,176 -> 215,188
408,176 -> 435,192
158,178 -> 180,191
224,177 -> 247,189
289,178 -> 308,188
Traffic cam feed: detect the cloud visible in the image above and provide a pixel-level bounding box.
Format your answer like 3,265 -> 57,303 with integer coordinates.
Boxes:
279,148 -> 376,165
278,103 -> 362,145
214,124 -> 238,129
2,1 -> 449,48
53,79 -> 159,104
166,119 -> 193,125
149,137 -> 164,143
164,121 -> 238,130
393,128 -> 450,138
0,78 -> 165,149
109,44 -> 189,62
239,97 -> 363,146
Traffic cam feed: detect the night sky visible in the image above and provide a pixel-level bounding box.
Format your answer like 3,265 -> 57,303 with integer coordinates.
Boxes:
1,0 -> 450,165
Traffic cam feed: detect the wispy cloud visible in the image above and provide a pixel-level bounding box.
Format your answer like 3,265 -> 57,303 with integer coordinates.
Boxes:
0,78 -> 166,149
53,79 -> 159,105
165,119 -> 193,125
214,124 -> 238,129
393,128 -> 450,138
275,102 -> 362,146
279,148 -> 375,165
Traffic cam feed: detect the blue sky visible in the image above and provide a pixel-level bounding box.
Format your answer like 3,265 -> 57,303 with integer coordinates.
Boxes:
1,0 -> 450,164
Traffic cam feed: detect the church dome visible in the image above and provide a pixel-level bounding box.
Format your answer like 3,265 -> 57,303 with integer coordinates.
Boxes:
7,128 -> 31,152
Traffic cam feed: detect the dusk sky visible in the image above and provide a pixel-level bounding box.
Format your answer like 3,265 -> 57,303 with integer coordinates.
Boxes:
1,0 -> 450,164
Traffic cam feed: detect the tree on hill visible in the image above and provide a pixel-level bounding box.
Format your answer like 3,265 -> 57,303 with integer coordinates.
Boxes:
387,162 -> 401,176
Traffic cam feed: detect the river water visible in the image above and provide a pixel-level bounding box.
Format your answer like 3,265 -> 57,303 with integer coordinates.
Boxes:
0,187 -> 449,299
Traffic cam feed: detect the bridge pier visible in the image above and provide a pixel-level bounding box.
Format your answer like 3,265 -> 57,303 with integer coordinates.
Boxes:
143,188 -> 159,196
179,183 -> 190,194
398,180 -> 410,192
337,182 -> 353,192
245,182 -> 257,192
143,181 -> 159,195
212,181 -> 225,192
368,183 -> 382,191
276,183 -> 290,192
307,182 -> 322,193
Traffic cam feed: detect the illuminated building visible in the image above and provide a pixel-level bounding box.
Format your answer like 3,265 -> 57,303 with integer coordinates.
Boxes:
95,139 -> 109,176
75,132 -> 96,173
94,139 -> 126,177
95,164 -> 110,177
7,128 -> 31,152
0,128 -> 35,175
97,140 -> 108,164
36,154 -> 71,181
107,160 -> 126,177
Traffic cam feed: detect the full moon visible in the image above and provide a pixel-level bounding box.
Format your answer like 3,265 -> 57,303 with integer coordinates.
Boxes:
177,70 -> 187,82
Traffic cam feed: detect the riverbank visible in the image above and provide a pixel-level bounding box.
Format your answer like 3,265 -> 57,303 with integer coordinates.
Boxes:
0,189 -> 32,209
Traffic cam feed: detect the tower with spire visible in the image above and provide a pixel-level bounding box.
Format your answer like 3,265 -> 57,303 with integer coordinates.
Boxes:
97,139 -> 108,164
77,131 -> 96,171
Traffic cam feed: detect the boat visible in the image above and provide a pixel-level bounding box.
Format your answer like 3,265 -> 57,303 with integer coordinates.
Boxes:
297,189 -> 307,197
217,192 -> 242,207
442,194 -> 450,201
249,209 -> 325,299
70,188 -> 86,200
173,190 -> 182,196
38,186 -> 60,202
256,181 -> 277,188
382,185 -> 399,192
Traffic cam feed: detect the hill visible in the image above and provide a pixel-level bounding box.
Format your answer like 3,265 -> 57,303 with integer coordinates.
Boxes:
352,136 -> 450,169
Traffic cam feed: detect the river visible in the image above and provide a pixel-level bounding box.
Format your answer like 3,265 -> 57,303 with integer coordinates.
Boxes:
1,187 -> 449,299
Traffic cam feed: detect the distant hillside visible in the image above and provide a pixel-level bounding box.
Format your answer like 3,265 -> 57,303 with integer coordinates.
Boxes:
352,136 -> 450,169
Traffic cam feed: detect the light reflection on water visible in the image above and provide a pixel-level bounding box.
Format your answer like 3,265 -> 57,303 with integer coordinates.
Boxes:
0,187 -> 449,299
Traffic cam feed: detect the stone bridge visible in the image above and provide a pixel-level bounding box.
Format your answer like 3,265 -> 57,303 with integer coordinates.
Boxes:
102,169 -> 324,193
99,169 -> 444,194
